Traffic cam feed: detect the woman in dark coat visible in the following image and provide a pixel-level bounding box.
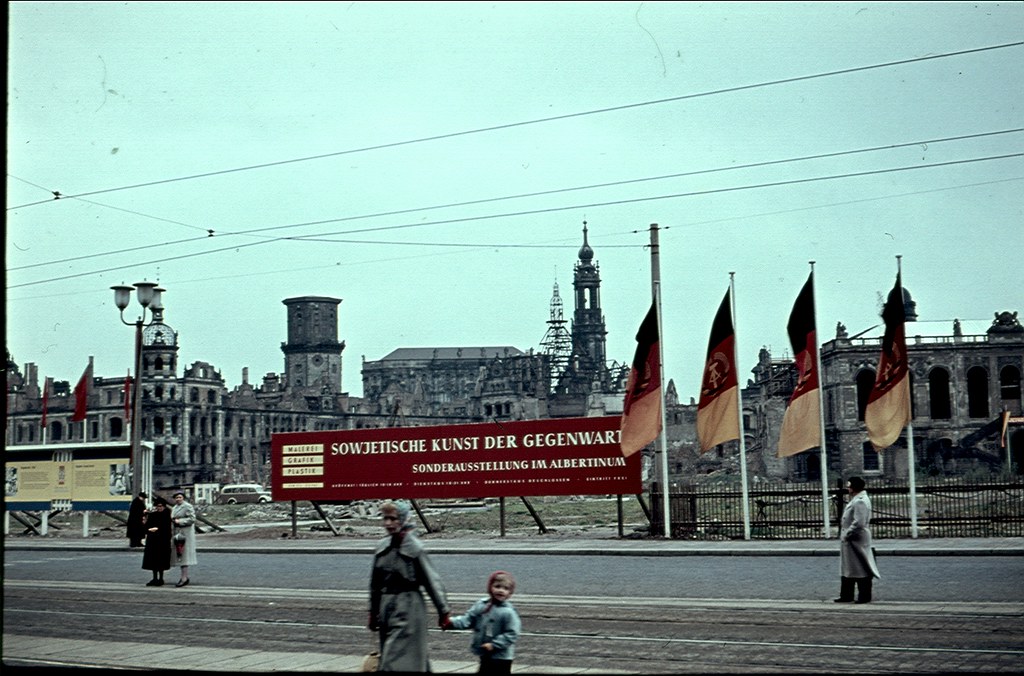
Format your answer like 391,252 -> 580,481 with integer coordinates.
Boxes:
142,497 -> 172,586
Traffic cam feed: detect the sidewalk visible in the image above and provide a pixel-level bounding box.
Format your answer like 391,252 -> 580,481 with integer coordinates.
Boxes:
3,633 -> 632,673
5,529 -> 1024,556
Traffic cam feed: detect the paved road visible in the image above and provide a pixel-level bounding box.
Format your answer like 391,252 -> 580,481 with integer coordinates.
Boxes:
4,533 -> 1023,672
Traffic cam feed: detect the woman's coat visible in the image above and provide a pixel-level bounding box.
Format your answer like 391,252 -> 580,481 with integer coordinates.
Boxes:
370,532 -> 450,672
839,490 -> 881,579
142,506 -> 172,572
171,500 -> 198,567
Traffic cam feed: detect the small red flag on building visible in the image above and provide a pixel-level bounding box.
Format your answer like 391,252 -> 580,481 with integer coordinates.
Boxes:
777,272 -> 822,457
697,289 -> 740,453
72,362 -> 92,422
619,302 -> 662,457
865,272 -> 911,451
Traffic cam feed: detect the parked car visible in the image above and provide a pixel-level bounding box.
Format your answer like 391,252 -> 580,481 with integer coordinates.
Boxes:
215,484 -> 273,505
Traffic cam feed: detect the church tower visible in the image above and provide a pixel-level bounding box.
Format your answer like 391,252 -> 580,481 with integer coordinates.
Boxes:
281,297 -> 345,392
569,222 -> 608,390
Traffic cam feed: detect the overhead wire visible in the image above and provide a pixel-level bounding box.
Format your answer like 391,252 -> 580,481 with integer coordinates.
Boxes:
8,151 -> 1021,290
7,40 -> 1022,211
9,128 -> 1023,272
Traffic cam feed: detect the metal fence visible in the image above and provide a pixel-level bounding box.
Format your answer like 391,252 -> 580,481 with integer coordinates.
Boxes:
650,477 -> 1024,539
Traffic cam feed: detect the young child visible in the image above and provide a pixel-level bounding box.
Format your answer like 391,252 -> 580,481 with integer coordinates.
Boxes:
443,570 -> 521,675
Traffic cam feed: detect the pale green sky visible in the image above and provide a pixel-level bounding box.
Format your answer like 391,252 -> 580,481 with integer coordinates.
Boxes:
7,1 -> 1023,399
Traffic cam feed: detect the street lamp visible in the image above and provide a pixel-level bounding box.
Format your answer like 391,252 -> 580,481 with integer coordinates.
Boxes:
112,280 -> 164,499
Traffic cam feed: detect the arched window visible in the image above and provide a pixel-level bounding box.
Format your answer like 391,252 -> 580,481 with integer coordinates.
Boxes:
929,367 -> 952,419
1000,366 -> 1022,406
154,416 -> 165,434
155,385 -> 164,400
207,390 -> 216,404
967,367 -> 989,418
856,369 -> 876,421
154,356 -> 164,371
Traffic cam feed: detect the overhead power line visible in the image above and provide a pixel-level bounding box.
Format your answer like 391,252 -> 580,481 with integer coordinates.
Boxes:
8,151 -> 1021,290
9,128 -> 1022,272
7,41 -> 1021,211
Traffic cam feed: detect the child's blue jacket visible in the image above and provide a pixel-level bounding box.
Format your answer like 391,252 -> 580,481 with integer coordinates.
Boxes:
449,597 -> 521,660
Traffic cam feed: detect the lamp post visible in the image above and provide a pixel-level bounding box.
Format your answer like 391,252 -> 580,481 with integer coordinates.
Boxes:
111,281 -> 164,499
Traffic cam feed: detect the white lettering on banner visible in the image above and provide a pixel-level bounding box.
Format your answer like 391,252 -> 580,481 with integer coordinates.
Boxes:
283,455 -> 323,466
282,482 -> 323,489
521,430 -> 620,448
412,460 -> 530,473
330,439 -> 428,455
483,435 -> 517,449
282,444 -> 324,454
430,436 -> 480,452
283,466 -> 324,476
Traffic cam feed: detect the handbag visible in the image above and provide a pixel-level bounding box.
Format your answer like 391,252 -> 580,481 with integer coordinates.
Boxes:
361,651 -> 379,672
174,530 -> 186,543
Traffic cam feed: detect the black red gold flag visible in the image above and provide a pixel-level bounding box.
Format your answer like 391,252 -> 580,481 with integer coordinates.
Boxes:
777,272 -> 822,457
620,302 -> 662,457
697,290 -> 740,452
865,272 -> 911,450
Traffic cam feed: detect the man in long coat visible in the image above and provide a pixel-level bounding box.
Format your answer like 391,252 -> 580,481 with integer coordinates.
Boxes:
835,476 -> 881,603
127,492 -> 148,547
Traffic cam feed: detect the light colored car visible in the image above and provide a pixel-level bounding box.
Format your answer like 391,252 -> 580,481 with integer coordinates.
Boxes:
215,484 -> 273,505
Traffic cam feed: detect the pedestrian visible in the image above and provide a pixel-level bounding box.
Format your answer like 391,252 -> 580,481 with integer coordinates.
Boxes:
170,491 -> 197,587
443,570 -> 521,675
368,500 -> 451,672
127,491 -> 148,547
835,476 -> 881,604
142,496 -> 172,586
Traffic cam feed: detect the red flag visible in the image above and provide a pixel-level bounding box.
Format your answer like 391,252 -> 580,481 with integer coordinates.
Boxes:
124,371 -> 133,422
619,302 -> 662,456
777,272 -> 822,457
72,362 -> 91,422
41,378 -> 50,429
865,272 -> 911,451
697,289 -> 740,452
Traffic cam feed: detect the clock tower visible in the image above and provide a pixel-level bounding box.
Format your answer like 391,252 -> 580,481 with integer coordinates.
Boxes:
281,296 -> 345,392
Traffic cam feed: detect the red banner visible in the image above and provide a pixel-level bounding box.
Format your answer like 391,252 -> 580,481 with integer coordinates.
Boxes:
270,415 -> 641,501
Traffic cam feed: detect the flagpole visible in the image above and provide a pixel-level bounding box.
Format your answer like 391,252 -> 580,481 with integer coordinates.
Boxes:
650,223 -> 672,538
809,262 -> 831,538
896,256 -> 919,539
729,272 -> 751,540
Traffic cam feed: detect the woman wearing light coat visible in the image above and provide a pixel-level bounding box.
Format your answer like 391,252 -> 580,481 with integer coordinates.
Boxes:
369,500 -> 450,672
836,476 -> 881,603
170,491 -> 197,587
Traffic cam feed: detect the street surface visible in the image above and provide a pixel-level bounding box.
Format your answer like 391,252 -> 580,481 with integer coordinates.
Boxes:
4,549 -> 1023,672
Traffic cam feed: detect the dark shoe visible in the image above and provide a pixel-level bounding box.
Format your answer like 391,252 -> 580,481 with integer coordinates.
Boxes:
174,578 -> 190,588
855,598 -> 871,604
146,579 -> 159,586
155,579 -> 165,586
833,597 -> 854,603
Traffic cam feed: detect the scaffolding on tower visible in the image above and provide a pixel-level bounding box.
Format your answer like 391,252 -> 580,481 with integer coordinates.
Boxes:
539,280 -> 573,392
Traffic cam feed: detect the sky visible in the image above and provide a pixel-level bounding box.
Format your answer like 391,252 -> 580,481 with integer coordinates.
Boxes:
6,1 -> 1023,403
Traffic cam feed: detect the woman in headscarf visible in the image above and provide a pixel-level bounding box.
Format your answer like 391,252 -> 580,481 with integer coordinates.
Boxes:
368,500 -> 450,672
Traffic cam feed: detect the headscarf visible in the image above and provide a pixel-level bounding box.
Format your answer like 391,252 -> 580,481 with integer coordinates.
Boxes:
487,570 -> 515,596
393,500 -> 414,530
